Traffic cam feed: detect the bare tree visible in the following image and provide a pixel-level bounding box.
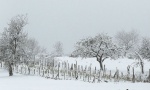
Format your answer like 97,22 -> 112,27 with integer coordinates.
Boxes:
53,41 -> 63,57
115,30 -> 139,57
0,15 -> 28,76
73,34 -> 120,70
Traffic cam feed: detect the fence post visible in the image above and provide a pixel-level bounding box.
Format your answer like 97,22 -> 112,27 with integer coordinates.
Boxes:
67,63 -> 69,79
109,70 -> 111,80
90,65 -> 91,80
98,69 -> 101,83
132,67 -> 135,83
103,65 -> 106,77
92,67 -> 96,83
52,59 -> 55,79
148,69 -> 150,83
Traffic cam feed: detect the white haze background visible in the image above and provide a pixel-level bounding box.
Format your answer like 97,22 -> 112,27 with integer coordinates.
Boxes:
0,0 -> 149,54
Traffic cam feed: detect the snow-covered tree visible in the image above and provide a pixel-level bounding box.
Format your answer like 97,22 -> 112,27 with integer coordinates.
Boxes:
115,30 -> 144,74
139,37 -> 150,60
0,15 -> 28,76
73,34 -> 120,70
53,41 -> 63,57
25,38 -> 41,63
115,30 -> 139,57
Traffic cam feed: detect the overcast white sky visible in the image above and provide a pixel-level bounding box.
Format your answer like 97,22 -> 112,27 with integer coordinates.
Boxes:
0,0 -> 150,54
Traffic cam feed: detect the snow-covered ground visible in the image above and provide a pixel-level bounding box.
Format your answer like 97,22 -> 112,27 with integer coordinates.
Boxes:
0,69 -> 150,90
0,57 -> 150,90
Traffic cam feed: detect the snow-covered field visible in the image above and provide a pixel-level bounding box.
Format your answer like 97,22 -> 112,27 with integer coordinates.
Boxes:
0,69 -> 150,90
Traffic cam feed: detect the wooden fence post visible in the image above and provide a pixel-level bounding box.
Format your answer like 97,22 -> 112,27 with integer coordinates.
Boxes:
132,67 -> 135,83
92,67 -> 96,83
98,69 -> 101,83
148,69 -> 150,83
90,65 -> 91,80
52,59 -> 55,79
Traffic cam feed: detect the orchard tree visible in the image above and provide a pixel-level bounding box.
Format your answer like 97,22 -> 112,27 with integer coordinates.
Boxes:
0,15 -> 28,76
115,30 -> 139,57
73,34 -> 120,70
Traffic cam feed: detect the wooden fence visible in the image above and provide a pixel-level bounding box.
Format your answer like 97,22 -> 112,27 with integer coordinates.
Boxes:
0,60 -> 150,83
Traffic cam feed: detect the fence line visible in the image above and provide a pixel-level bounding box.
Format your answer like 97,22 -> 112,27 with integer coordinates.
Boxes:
0,61 -> 150,83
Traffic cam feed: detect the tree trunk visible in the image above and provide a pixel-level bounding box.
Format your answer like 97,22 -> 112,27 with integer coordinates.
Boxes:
8,62 -> 13,76
97,57 -> 103,70
135,51 -> 144,74
140,61 -> 144,74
